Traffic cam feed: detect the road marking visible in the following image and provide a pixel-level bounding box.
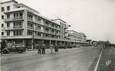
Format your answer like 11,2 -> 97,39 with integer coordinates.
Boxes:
94,48 -> 103,71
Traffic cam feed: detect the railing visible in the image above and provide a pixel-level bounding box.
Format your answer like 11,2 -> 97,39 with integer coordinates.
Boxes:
5,17 -> 23,21
43,23 -> 60,30
27,18 -> 34,22
27,26 -> 33,30
35,28 -> 41,31
13,26 -> 22,29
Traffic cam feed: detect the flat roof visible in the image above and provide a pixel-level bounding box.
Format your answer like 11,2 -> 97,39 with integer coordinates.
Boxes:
4,8 -> 25,14
0,0 -> 18,4
18,3 -> 39,14
51,18 -> 67,23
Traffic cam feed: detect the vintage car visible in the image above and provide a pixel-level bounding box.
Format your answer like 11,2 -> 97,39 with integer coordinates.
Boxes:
2,44 -> 26,54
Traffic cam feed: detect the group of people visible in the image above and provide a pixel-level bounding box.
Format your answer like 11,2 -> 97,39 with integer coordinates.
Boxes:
37,44 -> 46,54
36,44 -> 59,54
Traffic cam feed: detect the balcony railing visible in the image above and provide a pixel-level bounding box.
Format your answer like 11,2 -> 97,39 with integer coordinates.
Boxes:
35,28 -> 41,31
27,18 -> 34,22
4,26 -> 23,30
5,17 -> 23,22
13,26 -> 22,29
35,20 -> 41,24
27,26 -> 33,30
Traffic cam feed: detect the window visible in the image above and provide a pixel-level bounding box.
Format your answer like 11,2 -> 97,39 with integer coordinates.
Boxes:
13,22 -> 22,28
7,14 -> 10,19
27,30 -> 33,35
1,7 -> 4,12
13,30 -> 23,36
45,21 -> 49,25
19,12 -> 23,17
51,29 -> 54,32
37,32 -> 41,36
7,31 -> 10,36
51,23 -> 54,27
7,23 -> 10,27
1,32 -> 4,35
36,24 -> 41,30
1,15 -> 4,19
14,13 -> 18,18
14,12 -> 23,19
37,17 -> 41,22
27,13 -> 33,21
27,22 -> 33,28
7,6 -> 10,11
1,24 -> 4,27
17,6 -> 20,8
45,27 -> 49,32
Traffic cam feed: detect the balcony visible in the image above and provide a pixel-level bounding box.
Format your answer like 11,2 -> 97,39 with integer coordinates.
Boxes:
34,20 -> 41,24
5,17 -> 23,22
4,26 -> 23,30
5,27 -> 13,30
27,26 -> 33,30
35,28 -> 41,32
43,25 -> 60,31
44,31 -> 50,34
13,26 -> 23,29
27,18 -> 33,21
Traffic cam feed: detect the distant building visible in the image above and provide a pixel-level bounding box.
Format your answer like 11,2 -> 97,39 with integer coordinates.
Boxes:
51,19 -> 70,40
66,30 -> 87,42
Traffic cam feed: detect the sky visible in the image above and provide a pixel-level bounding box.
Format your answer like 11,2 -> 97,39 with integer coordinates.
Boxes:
1,0 -> 115,43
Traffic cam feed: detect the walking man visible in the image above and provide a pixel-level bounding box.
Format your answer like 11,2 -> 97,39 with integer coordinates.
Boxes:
54,45 -> 59,52
37,44 -> 41,54
50,44 -> 53,54
41,44 -> 45,54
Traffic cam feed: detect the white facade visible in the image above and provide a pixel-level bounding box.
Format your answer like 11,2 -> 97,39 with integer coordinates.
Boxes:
51,19 -> 69,40
0,0 -> 61,39
0,0 -> 18,39
0,0 -> 73,49
0,0 -> 87,49
66,30 -> 86,42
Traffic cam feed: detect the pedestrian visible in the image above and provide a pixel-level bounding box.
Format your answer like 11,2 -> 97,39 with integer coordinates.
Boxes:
37,44 -> 41,54
1,40 -> 7,52
50,44 -> 53,54
54,45 -> 59,52
41,44 -> 45,54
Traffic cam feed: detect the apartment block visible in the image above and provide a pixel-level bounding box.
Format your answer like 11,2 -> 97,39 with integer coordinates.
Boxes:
0,0 -> 77,49
51,19 -> 70,40
66,30 -> 87,42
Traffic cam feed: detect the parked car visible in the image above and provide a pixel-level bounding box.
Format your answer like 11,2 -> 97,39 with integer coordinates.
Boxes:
2,44 -> 26,54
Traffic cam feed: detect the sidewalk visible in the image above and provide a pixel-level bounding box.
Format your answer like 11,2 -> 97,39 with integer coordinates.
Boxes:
0,48 -> 81,58
0,46 -> 96,60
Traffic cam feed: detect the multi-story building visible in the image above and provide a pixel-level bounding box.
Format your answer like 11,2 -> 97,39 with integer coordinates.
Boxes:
66,30 -> 86,43
51,18 -> 70,40
0,0 -> 76,49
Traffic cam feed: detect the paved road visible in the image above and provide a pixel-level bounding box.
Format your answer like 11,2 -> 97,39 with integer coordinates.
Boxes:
1,47 -> 100,71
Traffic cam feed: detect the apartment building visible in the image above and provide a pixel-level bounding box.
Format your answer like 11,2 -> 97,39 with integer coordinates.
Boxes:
66,30 -> 87,42
51,19 -> 70,40
0,0 -> 76,49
